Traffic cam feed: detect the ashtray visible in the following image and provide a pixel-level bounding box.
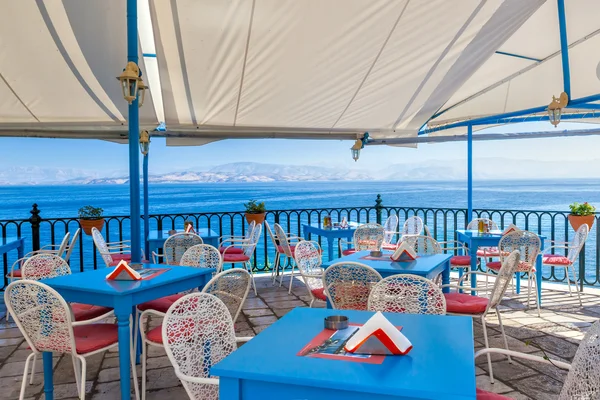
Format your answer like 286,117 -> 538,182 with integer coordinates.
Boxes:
370,250 -> 383,257
324,315 -> 349,330
168,229 -> 177,235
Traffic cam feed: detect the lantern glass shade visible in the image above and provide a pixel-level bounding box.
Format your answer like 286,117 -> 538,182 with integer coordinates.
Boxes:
117,62 -> 141,104
139,131 -> 150,155
137,81 -> 147,108
548,107 -> 561,127
351,147 -> 360,161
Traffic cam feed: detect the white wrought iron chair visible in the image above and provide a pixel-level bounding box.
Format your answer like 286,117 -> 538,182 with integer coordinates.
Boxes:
485,230 -> 542,315
339,223 -> 385,256
322,262 -> 382,310
218,221 -> 255,255
541,223 -> 589,306
401,235 -> 442,255
475,319 -> 600,399
7,232 -> 72,282
5,280 -> 138,400
152,232 -> 203,264
438,239 -> 477,278
141,270 -> 251,400
401,216 -> 424,240
63,228 -> 81,263
441,250 -> 521,383
294,241 -> 325,307
467,218 -> 501,258
265,221 -> 303,285
222,223 -> 262,295
381,214 -> 400,250
91,227 -> 143,267
162,292 -> 253,400
368,274 -> 446,315
273,223 -> 305,293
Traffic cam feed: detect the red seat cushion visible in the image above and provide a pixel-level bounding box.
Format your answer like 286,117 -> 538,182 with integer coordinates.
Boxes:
223,253 -> 250,262
450,255 -> 472,266
476,247 -> 499,257
137,294 -> 185,313
342,248 -> 357,256
543,255 -> 571,266
146,325 -> 163,344
108,253 -> 132,266
311,287 -> 327,301
219,246 -> 244,254
382,244 -> 397,251
276,245 -> 296,255
486,261 -> 501,270
73,324 -> 119,354
9,269 -> 22,278
476,388 -> 512,400
444,293 -> 489,314
71,303 -> 113,321
487,260 -> 532,272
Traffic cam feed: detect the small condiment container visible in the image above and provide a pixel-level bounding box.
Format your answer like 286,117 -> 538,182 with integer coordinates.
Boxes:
324,315 -> 349,330
370,250 -> 383,257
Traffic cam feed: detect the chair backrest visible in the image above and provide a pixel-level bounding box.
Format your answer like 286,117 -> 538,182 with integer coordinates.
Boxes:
5,280 -> 76,355
567,224 -> 590,263
383,215 -> 399,245
294,241 -> 323,291
402,235 -> 442,255
274,223 -> 293,257
245,220 -> 256,241
498,230 -> 540,268
264,220 -> 278,248
63,229 -> 81,263
180,244 -> 222,271
559,320 -> 600,399
164,233 -> 204,265
353,223 -> 385,251
244,223 -> 262,257
487,250 -> 521,310
56,232 -> 71,258
323,262 -> 382,310
162,293 -> 236,400
22,254 -> 72,280
91,227 -> 112,267
467,218 -> 499,230
202,269 -> 251,323
402,216 -> 424,236
368,274 -> 446,315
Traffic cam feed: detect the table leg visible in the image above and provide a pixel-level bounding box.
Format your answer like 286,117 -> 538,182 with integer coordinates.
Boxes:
327,237 -> 334,262
470,242 -> 478,296
116,311 -> 131,400
441,260 -> 450,293
43,352 -> 54,400
536,254 -> 543,306
516,273 -> 521,294
18,238 -> 24,259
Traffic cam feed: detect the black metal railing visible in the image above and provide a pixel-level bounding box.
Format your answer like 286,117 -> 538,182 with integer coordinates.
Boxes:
0,196 -> 598,291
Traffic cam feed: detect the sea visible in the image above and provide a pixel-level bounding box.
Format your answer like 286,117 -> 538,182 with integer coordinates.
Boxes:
0,179 -> 598,284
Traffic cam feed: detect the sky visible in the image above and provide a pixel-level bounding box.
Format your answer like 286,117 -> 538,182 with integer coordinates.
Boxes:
1,121 -> 600,177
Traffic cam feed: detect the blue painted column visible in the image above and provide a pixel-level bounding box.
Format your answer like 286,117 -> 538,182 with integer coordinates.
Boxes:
467,124 -> 473,223
127,0 -> 141,263
557,0 -> 571,98
143,152 -> 149,259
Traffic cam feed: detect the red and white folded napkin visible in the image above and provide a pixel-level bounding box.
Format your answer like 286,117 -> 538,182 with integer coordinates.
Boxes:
502,224 -> 520,235
390,241 -> 417,262
345,312 -> 412,355
106,260 -> 141,281
185,224 -> 196,234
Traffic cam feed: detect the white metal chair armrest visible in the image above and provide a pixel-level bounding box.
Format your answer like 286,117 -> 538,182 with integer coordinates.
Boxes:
218,235 -> 248,243
235,336 -> 253,343
220,238 -> 250,246
475,348 -> 571,370
71,309 -> 115,326
7,258 -> 27,277
541,244 -> 572,254
173,366 -> 220,386
287,236 -> 304,243
151,251 -> 164,264
106,240 -> 131,245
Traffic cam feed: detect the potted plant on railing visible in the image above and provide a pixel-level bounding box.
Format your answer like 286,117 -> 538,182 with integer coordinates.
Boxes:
244,200 -> 266,225
568,202 -> 596,231
78,205 -> 105,235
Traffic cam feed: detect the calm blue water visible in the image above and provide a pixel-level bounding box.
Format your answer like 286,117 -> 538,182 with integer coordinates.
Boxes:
0,179 -> 598,286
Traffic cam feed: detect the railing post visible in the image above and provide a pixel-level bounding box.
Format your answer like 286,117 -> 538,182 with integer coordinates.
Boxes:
30,203 -> 42,251
375,194 -> 383,225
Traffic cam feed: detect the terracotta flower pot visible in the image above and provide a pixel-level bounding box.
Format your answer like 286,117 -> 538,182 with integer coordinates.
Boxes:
568,214 -> 595,231
79,218 -> 105,235
245,212 -> 266,225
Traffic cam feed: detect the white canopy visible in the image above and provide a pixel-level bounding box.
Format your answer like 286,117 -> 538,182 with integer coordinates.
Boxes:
1,0 -> 598,143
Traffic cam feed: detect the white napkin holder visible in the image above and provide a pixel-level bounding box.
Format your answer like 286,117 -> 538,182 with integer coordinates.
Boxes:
344,312 -> 413,355
390,241 -> 417,262
185,224 -> 196,234
106,260 -> 142,281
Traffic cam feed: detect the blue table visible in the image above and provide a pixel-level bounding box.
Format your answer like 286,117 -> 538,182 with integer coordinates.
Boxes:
213,308 -> 475,399
303,223 -> 357,261
147,228 -> 219,256
41,264 -> 215,400
1,236 -> 25,284
456,230 -> 546,301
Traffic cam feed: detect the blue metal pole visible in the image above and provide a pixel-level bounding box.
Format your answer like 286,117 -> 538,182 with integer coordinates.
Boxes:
127,0 -> 141,264
557,0 -> 571,99
467,124 -> 473,223
143,152 -> 149,259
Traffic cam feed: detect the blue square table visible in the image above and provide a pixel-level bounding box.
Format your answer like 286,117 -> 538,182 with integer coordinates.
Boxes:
40,264 -> 215,400
456,230 -> 546,301
1,236 -> 25,285
303,223 -> 357,261
212,308 -> 475,399
147,228 -> 219,256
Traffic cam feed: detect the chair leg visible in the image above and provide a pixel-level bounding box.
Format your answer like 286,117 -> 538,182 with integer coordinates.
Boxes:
72,355 -> 81,398
481,316 -> 495,384
271,253 -> 279,284
141,340 -> 147,400
565,265 -> 573,295
288,262 -> 296,294
130,316 -> 140,400
531,272 -> 541,317
78,356 -> 87,400
569,266 -> 583,307
496,311 -> 512,363
272,254 -> 281,286
246,262 -> 257,295
29,354 -> 37,384
19,353 -> 35,400
279,256 -> 288,288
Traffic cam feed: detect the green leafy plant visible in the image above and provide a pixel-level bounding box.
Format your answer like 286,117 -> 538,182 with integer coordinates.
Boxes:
569,202 -> 596,216
78,205 -> 104,220
244,200 -> 266,214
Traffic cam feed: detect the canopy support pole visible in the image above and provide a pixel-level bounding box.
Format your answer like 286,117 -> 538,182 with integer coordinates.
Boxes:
467,124 -> 473,223
143,152 -> 149,260
557,0 -> 571,99
127,0 -> 141,263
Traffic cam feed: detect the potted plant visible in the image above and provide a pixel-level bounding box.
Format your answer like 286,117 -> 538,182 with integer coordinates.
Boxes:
568,202 -> 596,231
78,205 -> 105,235
244,200 -> 266,225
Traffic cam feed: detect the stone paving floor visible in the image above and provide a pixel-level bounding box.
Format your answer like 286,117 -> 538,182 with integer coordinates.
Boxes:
0,275 -> 598,399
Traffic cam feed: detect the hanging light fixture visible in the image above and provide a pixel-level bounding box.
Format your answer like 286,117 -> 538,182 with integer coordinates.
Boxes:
547,92 -> 568,127
116,62 -> 141,104
350,132 -> 370,162
137,80 -> 147,108
139,130 -> 150,156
